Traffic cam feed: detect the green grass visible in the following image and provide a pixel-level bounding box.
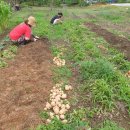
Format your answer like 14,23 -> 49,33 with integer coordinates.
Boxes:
37,108 -> 89,130
94,120 -> 125,130
0,45 -> 18,68
79,59 -> 116,81
1,6 -> 130,130
0,0 -> 10,31
53,66 -> 72,83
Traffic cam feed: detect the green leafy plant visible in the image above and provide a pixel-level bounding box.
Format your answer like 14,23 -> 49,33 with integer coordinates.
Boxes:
40,111 -> 49,119
51,45 -> 62,57
0,0 -> 11,31
8,45 -> 18,54
0,58 -> 7,68
2,50 -> 15,59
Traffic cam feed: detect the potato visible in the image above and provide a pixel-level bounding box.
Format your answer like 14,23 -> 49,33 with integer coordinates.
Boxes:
62,94 -> 67,99
46,102 -> 51,109
47,119 -> 51,123
53,106 -> 59,114
62,119 -> 67,124
59,109 -> 66,115
60,115 -> 65,120
66,104 -> 70,110
51,101 -> 55,107
65,85 -> 70,91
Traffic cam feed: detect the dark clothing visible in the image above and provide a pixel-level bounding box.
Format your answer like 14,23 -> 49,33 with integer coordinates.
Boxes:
15,5 -> 20,11
50,15 -> 61,24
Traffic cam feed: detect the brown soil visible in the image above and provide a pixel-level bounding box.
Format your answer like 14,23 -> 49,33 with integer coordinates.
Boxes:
85,22 -> 130,61
0,40 -> 53,130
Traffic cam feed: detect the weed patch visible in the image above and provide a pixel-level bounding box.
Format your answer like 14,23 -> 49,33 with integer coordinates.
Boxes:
94,120 -> 125,130
0,58 -> 7,68
79,59 -> 116,82
53,66 -> 72,82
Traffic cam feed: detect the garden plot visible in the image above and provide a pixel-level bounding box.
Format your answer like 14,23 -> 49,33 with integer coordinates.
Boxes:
0,39 -> 53,129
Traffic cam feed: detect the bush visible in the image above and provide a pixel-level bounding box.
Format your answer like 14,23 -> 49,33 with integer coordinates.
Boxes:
0,0 -> 11,31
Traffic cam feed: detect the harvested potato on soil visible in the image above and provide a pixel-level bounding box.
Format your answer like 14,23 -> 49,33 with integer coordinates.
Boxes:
62,119 -> 68,124
53,56 -> 65,66
47,119 -> 51,123
65,85 -> 73,90
44,82 -> 71,123
53,106 -> 60,114
125,70 -> 130,78
46,102 -> 52,109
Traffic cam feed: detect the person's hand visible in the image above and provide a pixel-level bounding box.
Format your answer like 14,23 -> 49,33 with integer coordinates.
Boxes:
35,36 -> 39,39
33,38 -> 37,42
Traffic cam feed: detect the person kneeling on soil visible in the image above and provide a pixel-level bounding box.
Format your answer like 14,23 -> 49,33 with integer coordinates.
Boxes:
9,16 -> 39,45
50,12 -> 63,25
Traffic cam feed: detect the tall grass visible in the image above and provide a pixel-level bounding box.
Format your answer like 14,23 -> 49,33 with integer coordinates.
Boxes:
0,0 -> 10,31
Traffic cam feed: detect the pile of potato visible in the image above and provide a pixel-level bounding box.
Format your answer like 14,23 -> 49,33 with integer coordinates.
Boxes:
53,56 -> 65,67
125,70 -> 130,78
44,83 -> 72,124
98,45 -> 108,51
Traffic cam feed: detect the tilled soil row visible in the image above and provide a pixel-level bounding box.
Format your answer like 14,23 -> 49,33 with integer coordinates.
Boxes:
0,40 -> 53,130
85,22 -> 130,61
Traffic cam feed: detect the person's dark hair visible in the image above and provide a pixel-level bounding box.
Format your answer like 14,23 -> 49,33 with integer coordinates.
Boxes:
24,19 -> 28,24
58,12 -> 63,16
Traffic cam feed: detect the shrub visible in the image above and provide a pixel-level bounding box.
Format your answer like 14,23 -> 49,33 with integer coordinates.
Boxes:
0,58 -> 7,68
0,0 -> 11,31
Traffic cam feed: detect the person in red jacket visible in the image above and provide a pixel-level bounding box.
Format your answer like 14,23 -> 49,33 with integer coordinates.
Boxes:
9,16 -> 39,45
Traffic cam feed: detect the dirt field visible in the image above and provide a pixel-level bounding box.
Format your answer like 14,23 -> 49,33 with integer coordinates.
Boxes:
0,40 -> 53,130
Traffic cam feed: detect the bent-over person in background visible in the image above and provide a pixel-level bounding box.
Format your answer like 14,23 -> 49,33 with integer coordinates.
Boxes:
50,12 -> 63,25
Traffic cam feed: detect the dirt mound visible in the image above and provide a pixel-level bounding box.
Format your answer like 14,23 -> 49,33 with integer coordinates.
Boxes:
85,22 -> 130,61
0,40 -> 53,130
